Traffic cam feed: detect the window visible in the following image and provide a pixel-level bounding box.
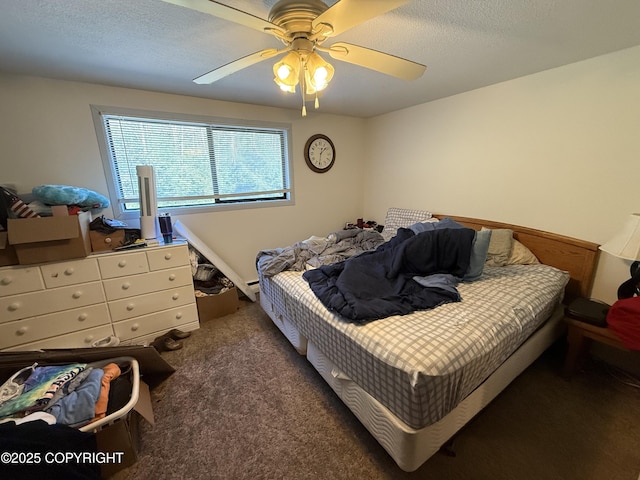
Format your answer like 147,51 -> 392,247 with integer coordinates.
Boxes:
91,106 -> 293,219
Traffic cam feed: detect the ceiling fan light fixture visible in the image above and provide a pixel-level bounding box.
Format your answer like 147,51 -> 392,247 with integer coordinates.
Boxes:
276,81 -> 296,93
305,51 -> 334,92
276,63 -> 293,79
273,51 -> 301,91
164,0 -> 425,117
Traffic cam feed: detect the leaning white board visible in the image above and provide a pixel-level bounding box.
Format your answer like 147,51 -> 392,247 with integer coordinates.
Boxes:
174,220 -> 256,302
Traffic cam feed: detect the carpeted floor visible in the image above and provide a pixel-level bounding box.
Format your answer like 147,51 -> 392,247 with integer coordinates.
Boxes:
114,298 -> 640,480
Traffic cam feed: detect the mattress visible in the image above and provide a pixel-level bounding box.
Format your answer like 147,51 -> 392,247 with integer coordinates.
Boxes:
259,263 -> 569,429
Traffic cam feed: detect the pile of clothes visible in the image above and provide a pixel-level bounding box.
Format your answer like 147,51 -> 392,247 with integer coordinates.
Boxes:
257,228 -> 385,278
0,360 -> 129,429
189,245 -> 236,296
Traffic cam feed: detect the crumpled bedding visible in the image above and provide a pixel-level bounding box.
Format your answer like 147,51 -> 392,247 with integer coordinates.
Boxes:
302,227 -> 476,323
257,228 -> 384,277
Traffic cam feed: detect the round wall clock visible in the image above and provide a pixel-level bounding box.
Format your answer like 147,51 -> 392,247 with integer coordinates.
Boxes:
304,134 -> 335,173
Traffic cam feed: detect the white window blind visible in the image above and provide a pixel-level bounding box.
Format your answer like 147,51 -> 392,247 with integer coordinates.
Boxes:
92,106 -> 292,217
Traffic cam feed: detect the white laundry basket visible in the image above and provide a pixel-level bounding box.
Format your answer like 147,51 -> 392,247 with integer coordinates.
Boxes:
79,356 -> 140,433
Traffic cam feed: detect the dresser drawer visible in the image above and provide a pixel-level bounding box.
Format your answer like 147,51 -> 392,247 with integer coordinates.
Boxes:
98,251 -> 149,279
147,244 -> 190,271
40,258 -> 100,288
0,303 -> 110,349
113,303 -> 199,341
0,266 -> 44,297
3,325 -> 115,351
0,281 -> 105,322
108,285 -> 195,321
102,266 -> 193,301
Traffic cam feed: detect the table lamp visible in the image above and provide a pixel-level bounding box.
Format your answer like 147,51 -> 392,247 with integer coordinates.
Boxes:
599,213 -> 640,299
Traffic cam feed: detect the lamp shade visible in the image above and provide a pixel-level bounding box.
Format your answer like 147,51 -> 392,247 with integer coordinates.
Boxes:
305,52 -> 334,93
273,52 -> 300,92
600,213 -> 640,261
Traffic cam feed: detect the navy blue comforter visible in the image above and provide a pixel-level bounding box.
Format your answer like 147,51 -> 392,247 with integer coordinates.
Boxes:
302,227 -> 475,323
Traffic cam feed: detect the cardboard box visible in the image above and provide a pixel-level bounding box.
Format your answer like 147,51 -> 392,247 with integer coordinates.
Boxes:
95,413 -> 140,478
196,287 -> 239,320
7,211 -> 92,264
0,231 -> 19,266
0,345 -> 175,386
89,229 -> 127,252
95,381 -> 154,478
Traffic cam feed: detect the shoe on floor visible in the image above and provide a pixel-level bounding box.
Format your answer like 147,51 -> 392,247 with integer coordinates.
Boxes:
168,328 -> 191,340
151,333 -> 183,352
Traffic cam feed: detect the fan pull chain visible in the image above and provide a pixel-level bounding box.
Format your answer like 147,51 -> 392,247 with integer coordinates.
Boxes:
315,93 -> 319,109
301,64 -> 307,117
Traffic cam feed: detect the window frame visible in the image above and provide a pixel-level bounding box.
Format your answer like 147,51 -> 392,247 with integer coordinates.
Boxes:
90,105 -> 294,220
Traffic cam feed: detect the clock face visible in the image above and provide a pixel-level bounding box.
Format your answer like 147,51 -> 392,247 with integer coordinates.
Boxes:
305,134 -> 335,173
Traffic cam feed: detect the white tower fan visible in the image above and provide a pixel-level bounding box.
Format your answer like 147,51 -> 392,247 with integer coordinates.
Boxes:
136,165 -> 158,240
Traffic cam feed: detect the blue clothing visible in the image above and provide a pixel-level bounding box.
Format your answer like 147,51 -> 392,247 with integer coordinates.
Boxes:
46,368 -> 104,428
0,364 -> 86,419
407,217 -> 466,234
412,273 -> 461,299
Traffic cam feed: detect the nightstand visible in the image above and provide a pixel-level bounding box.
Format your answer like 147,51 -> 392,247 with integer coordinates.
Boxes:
562,298 -> 627,377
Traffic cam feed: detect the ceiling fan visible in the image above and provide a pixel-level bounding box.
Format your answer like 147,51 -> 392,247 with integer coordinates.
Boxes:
160,0 -> 426,115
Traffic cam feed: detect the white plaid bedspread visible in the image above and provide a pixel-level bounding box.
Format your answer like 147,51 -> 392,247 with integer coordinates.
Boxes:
260,264 -> 569,429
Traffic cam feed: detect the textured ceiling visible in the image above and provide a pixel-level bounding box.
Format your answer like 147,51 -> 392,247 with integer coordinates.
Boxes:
1,0 -> 640,118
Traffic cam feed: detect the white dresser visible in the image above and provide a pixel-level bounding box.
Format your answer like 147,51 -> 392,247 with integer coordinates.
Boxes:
0,242 -> 199,351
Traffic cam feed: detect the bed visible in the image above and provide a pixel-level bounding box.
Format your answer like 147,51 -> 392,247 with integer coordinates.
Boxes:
257,209 -> 599,472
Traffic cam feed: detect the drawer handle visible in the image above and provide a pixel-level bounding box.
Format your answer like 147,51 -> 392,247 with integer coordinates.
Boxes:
1,276 -> 12,286
164,253 -> 173,260
16,326 -> 28,336
168,274 -> 176,281
105,238 -> 112,244
84,335 -> 94,344
78,313 -> 88,322
126,303 -> 135,311
8,302 -> 21,312
118,260 -> 127,268
172,293 -> 179,300
131,323 -> 139,332
64,267 -> 75,276
175,312 -> 183,320
72,291 -> 82,299
122,282 -> 131,290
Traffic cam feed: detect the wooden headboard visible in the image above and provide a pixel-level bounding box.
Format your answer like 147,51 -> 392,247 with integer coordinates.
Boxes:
433,214 -> 600,302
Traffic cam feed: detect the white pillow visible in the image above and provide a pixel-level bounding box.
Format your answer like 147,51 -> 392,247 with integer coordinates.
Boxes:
381,207 -> 433,241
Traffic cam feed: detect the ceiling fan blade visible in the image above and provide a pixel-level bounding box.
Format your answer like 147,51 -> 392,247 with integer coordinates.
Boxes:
194,49 -> 281,84
326,42 -> 425,81
160,0 -> 280,34
313,0 -> 410,37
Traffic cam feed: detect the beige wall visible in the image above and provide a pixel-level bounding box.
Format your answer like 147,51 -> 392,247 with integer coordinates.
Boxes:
0,74 -> 367,283
364,45 -> 640,306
